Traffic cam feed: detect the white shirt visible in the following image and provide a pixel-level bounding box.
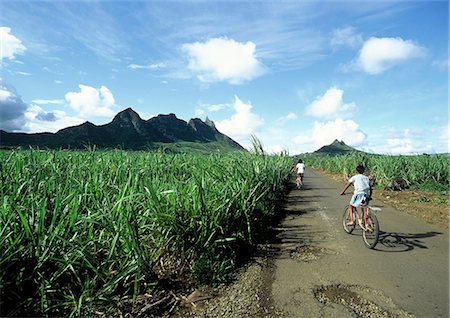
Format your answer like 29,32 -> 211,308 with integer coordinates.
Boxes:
296,163 -> 305,174
349,174 -> 370,195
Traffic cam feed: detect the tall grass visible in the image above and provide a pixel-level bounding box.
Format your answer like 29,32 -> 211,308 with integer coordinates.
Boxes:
303,152 -> 449,187
0,149 -> 291,317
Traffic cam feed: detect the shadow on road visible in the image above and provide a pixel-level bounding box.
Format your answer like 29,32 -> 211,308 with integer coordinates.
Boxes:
374,231 -> 443,252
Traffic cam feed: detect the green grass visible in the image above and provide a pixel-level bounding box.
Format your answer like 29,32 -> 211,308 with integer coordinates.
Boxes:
415,182 -> 450,194
0,149 -> 291,317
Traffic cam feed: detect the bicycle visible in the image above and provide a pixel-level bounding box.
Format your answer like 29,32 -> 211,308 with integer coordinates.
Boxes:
341,196 -> 381,249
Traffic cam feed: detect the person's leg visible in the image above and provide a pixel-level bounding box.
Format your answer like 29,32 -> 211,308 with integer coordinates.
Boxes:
347,205 -> 355,225
362,206 -> 369,224
296,174 -> 303,188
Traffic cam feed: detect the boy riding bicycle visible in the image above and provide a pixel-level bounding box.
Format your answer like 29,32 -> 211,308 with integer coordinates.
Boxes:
340,165 -> 371,228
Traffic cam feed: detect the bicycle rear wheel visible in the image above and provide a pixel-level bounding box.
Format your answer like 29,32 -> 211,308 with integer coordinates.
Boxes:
342,205 -> 355,234
362,212 -> 379,249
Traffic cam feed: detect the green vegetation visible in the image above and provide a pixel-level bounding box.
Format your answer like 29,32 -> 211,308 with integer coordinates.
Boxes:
416,182 -> 450,195
153,141 -> 245,154
0,149 -> 291,317
414,197 -> 450,204
303,152 -> 449,190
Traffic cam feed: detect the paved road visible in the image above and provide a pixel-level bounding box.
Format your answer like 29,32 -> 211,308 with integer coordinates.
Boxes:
268,169 -> 449,317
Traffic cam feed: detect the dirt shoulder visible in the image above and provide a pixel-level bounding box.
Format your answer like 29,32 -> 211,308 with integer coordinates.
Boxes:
314,169 -> 449,230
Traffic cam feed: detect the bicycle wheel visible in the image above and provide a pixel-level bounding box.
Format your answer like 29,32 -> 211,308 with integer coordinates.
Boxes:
342,205 -> 355,234
362,212 -> 379,249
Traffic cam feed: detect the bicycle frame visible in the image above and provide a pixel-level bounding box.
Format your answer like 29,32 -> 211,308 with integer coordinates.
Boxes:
350,205 -> 368,224
342,204 -> 381,249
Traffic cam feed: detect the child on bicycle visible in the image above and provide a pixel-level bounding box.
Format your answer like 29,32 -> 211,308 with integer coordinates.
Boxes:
294,159 -> 305,189
340,165 -> 371,227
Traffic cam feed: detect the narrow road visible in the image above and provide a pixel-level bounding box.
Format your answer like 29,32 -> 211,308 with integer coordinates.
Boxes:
202,169 -> 449,318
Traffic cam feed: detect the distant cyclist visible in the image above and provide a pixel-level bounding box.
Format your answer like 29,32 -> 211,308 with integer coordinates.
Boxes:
340,165 -> 371,227
294,159 -> 306,189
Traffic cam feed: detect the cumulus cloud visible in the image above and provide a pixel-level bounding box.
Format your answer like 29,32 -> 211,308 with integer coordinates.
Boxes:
0,80 -> 29,131
181,37 -> 265,84
293,118 -> 366,152
24,105 -> 84,133
0,80 -> 82,133
330,27 -> 363,49
65,84 -> 115,117
356,37 -> 425,75
364,127 -> 446,155
215,95 -> 264,145
0,27 -> 26,60
305,87 -> 356,118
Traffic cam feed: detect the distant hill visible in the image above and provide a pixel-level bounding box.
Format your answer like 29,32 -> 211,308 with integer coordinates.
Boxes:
313,139 -> 361,155
0,108 -> 245,152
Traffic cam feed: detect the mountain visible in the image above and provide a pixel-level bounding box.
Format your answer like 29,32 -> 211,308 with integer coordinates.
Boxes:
313,139 -> 360,155
0,108 -> 245,152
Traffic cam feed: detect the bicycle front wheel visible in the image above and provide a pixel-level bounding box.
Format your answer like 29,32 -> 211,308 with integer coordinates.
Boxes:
342,205 -> 355,234
362,212 -> 379,249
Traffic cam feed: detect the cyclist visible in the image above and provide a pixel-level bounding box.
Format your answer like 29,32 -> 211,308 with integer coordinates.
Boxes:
294,159 -> 306,189
340,165 -> 371,227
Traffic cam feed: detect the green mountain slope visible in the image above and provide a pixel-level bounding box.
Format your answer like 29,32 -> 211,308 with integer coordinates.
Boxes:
313,139 -> 361,155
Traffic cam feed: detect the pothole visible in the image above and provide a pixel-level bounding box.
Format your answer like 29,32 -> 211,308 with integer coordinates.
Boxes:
313,284 -> 414,318
290,245 -> 328,262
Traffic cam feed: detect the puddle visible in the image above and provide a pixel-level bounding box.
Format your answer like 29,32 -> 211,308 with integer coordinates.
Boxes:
313,284 -> 414,318
290,245 -> 328,262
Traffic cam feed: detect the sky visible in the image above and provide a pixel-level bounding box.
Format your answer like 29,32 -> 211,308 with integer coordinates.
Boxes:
0,0 -> 448,155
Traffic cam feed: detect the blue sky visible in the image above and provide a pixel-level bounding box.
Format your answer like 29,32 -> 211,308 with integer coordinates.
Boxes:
1,0 -> 448,154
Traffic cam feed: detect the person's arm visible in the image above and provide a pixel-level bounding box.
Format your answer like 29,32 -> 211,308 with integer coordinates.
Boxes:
340,182 -> 352,195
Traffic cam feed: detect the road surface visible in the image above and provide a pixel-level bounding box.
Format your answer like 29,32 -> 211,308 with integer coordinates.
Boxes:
203,168 -> 449,318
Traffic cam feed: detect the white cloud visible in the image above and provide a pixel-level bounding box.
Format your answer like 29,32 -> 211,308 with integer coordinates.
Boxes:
215,95 -> 264,146
277,112 -> 298,125
32,99 -> 65,105
306,87 -> 356,118
356,37 -> 425,75
181,37 -> 265,84
0,81 -> 28,131
24,105 -> 84,133
432,58 -> 450,71
265,144 -> 288,155
65,84 -> 116,117
128,62 -> 167,70
0,80 -> 85,133
440,125 -> 449,153
208,103 -> 228,112
364,126 -> 448,155
195,102 -> 230,117
0,27 -> 26,60
0,89 -> 12,100
293,118 -> 366,153
330,27 -> 363,49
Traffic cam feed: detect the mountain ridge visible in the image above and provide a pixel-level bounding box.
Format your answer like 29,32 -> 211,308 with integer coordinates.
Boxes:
0,108 -> 245,151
